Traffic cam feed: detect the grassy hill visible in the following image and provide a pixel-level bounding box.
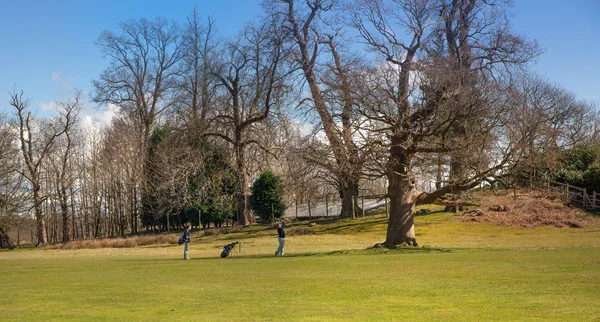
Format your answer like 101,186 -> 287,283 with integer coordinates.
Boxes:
1,192 -> 599,321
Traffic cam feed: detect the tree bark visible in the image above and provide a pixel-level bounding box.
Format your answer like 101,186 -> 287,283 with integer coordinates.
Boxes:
33,185 -> 48,246
340,180 -> 359,218
385,135 -> 418,247
385,178 -> 418,247
0,227 -> 14,249
236,141 -> 253,225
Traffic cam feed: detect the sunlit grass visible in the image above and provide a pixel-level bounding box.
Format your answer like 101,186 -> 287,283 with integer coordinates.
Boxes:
1,209 -> 600,321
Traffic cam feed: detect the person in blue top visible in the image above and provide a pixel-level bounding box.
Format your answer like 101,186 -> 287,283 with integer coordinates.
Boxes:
183,224 -> 191,260
275,220 -> 285,256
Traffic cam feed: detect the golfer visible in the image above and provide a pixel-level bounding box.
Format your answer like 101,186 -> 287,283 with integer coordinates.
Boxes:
275,220 -> 286,256
183,224 -> 191,260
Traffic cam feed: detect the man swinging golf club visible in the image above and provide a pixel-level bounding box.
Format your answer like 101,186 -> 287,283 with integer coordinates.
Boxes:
275,219 -> 285,256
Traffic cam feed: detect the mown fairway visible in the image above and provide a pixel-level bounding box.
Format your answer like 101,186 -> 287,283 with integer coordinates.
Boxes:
2,211 -> 600,321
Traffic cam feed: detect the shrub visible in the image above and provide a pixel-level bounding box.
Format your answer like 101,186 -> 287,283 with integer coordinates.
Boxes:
552,143 -> 600,192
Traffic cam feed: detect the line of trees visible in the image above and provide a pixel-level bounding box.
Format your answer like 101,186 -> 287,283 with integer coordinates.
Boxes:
1,1 -> 598,248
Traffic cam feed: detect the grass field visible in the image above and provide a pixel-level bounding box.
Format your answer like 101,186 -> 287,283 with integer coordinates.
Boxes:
2,208 -> 600,321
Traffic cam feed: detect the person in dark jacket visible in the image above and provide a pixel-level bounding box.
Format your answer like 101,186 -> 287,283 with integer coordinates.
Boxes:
183,224 -> 191,260
275,220 -> 285,256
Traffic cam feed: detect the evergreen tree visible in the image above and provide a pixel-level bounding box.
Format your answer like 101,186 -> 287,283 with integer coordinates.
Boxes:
250,171 -> 286,222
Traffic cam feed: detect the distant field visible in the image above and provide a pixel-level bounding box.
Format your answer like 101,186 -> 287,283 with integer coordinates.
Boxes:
2,210 -> 600,321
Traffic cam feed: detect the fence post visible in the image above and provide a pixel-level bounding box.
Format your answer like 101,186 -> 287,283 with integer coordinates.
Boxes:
326,194 -> 329,217
583,188 -> 587,208
594,191 -> 598,208
351,196 -> 356,219
308,199 -> 312,221
385,197 -> 389,218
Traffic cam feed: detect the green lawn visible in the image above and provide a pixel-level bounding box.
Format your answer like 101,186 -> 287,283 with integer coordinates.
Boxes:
2,211 -> 600,321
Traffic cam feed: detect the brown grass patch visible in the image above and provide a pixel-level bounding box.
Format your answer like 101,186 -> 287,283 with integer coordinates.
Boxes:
287,227 -> 315,236
459,192 -> 600,228
226,226 -> 243,234
201,226 -> 243,237
49,234 -> 177,250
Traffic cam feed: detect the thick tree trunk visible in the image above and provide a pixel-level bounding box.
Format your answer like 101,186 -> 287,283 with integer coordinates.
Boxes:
385,135 -> 418,247
385,175 -> 418,247
236,145 -> 253,225
339,180 -> 359,218
33,186 -> 48,246
233,121 -> 254,225
0,227 -> 14,249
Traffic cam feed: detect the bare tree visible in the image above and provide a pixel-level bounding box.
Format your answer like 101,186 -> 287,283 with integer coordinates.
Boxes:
0,113 -> 25,248
93,17 -> 184,225
349,0 -> 540,246
180,8 -> 218,122
206,18 -> 290,225
507,73 -> 596,177
10,91 -> 65,246
268,0 -> 364,217
93,18 -> 184,141
49,91 -> 82,242
105,116 -> 145,234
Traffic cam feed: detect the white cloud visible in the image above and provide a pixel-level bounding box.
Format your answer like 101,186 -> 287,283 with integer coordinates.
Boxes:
40,101 -> 60,112
51,72 -> 62,81
79,103 -> 118,130
39,98 -> 117,131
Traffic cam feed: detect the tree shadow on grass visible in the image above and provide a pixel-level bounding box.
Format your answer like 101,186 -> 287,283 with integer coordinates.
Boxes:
316,219 -> 387,235
211,218 -> 387,241
414,209 -> 448,216
115,246 -> 453,263
219,246 -> 453,260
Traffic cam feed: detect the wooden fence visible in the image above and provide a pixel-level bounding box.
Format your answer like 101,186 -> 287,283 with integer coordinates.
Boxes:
352,194 -> 389,219
519,176 -> 600,210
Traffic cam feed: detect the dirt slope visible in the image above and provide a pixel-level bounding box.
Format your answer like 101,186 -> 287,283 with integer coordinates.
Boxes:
458,190 -> 600,228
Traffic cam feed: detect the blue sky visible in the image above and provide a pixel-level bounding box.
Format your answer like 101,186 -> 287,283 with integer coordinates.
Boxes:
0,0 -> 598,118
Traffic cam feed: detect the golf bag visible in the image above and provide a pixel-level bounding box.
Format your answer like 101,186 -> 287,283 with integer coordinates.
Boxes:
177,237 -> 184,245
220,242 -> 239,258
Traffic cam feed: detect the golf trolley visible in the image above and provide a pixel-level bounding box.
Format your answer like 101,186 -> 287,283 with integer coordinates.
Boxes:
220,241 -> 240,258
